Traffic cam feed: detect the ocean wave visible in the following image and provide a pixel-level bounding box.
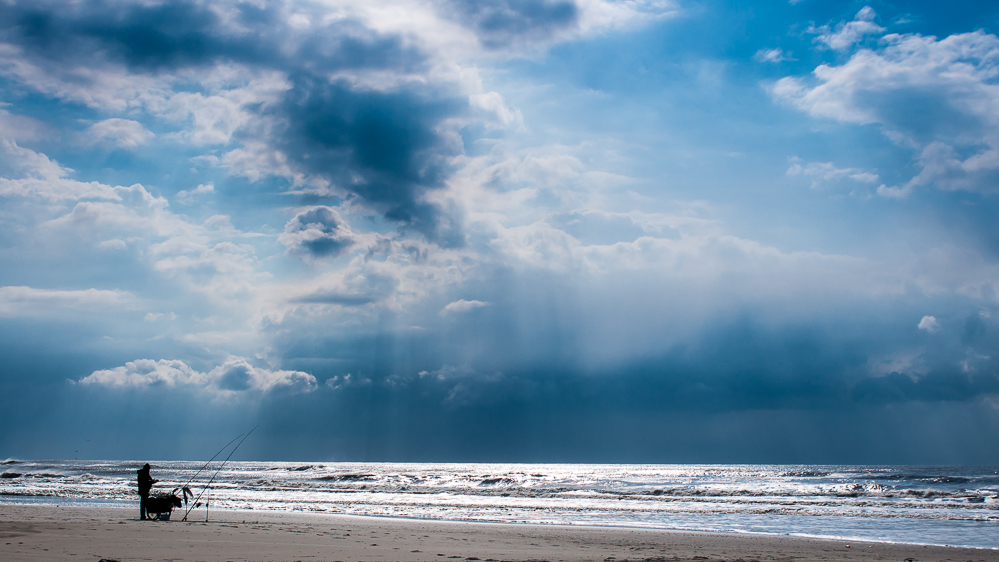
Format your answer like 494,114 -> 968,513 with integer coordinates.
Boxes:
22,473 -> 67,479
779,470 -> 830,477
315,473 -> 376,482
6,461 -> 999,548
479,478 -> 514,486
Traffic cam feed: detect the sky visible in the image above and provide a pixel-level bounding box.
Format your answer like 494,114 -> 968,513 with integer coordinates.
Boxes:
2,0 -> 999,464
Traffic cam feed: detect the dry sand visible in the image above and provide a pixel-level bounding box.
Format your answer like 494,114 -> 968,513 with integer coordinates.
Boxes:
1,503 -> 996,562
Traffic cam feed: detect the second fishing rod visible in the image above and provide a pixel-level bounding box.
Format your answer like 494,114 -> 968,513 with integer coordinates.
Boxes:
183,425 -> 258,522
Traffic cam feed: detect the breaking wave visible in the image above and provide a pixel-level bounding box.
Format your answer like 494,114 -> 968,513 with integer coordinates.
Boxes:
2,461 -> 999,548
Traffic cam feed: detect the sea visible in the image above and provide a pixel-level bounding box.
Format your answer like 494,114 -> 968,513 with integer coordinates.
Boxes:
2,460 -> 998,549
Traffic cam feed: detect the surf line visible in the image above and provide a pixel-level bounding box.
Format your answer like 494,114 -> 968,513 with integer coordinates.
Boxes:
182,426 -> 258,522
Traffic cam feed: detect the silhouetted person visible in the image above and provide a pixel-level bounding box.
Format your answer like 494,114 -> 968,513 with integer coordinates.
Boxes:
137,463 -> 157,520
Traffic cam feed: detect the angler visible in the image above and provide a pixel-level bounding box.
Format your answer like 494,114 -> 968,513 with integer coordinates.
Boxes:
137,462 -> 193,521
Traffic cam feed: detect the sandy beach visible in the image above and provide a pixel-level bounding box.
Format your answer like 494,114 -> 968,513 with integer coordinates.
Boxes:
1,504 -> 996,562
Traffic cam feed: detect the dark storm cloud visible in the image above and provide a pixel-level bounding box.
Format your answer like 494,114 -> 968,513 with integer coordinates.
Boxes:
0,0 -> 421,72
277,74 -> 466,245
241,318 -> 999,462
0,0 -> 254,69
852,368 -> 999,405
358,322 -> 868,414
447,0 -> 579,48
6,310 -> 999,462
0,0 -> 465,241
279,312 -> 999,423
845,310 -> 999,405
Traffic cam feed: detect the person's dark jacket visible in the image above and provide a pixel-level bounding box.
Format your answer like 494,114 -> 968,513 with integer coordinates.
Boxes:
137,465 -> 155,497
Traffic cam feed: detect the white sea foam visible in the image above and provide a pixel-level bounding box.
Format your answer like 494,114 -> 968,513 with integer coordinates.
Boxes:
2,461 -> 998,548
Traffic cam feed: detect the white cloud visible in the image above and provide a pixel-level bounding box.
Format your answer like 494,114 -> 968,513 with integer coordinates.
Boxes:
773,29 -> 999,194
0,44 -> 174,112
85,118 -> 154,149
575,0 -> 679,35
79,357 -> 317,395
918,315 -> 940,333
325,372 -> 372,390
876,184 -> 910,199
99,239 -> 128,250
440,299 -> 491,315
811,6 -> 885,51
161,69 -> 288,146
0,110 -> 47,142
754,48 -> 795,63
0,141 -> 121,201
209,357 -> 316,393
470,91 -> 522,127
786,157 -> 880,190
143,312 -> 177,322
40,182 -> 268,314
79,359 -> 205,388
175,182 -> 215,205
0,286 -> 134,317
279,206 -> 356,259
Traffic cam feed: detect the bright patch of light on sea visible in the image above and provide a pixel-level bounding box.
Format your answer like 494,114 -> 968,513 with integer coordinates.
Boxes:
2,461 -> 997,548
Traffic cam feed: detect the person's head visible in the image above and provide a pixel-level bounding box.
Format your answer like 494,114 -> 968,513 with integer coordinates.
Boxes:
143,463 -> 150,470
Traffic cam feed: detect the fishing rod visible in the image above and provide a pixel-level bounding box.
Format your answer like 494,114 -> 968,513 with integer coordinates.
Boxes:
184,425 -> 258,522
183,433 -> 244,489
179,433 -> 244,522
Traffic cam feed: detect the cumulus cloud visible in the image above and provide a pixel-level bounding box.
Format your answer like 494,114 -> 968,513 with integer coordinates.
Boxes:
773,28 -> 999,194
211,357 -> 316,393
79,357 -> 317,395
0,141 -> 121,200
325,372 -> 372,390
85,118 -> 153,148
279,206 -> 356,259
918,315 -> 940,333
143,312 -> 177,322
79,359 -> 205,388
810,6 -> 884,51
175,182 -> 214,205
37,181 -> 267,314
440,299 -> 491,315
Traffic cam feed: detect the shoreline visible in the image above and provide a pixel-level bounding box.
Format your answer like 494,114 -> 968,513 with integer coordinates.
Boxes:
3,498 -> 996,551
3,503 -> 999,562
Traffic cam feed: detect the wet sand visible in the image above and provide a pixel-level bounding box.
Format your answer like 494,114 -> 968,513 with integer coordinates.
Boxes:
1,503 -> 996,562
